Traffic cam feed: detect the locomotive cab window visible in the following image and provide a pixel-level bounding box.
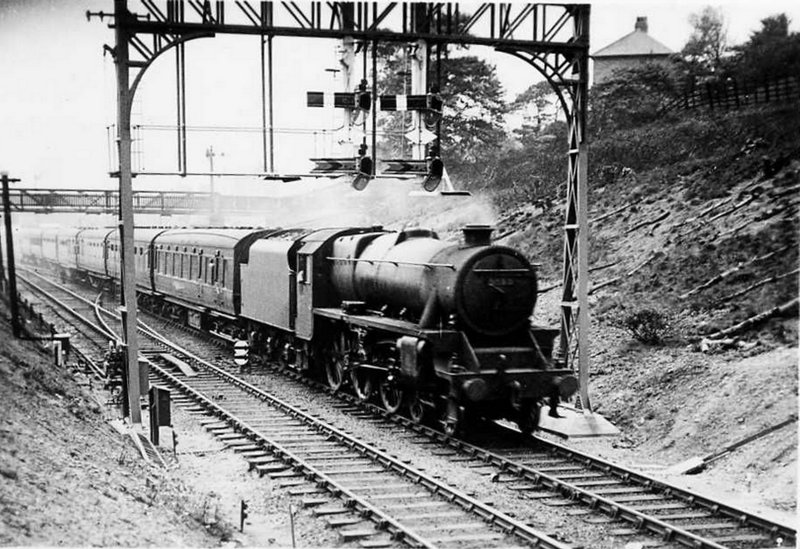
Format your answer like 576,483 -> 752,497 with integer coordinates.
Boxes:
298,254 -> 311,284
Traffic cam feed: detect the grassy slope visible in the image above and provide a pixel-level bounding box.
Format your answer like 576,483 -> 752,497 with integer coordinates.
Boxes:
498,102 -> 799,518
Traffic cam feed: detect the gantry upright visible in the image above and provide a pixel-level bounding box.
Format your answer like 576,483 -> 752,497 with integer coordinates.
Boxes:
98,1 -> 592,420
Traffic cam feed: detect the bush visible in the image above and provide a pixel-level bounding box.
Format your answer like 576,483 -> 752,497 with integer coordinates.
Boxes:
617,307 -> 674,345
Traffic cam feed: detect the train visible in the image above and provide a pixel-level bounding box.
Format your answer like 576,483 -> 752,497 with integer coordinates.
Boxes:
17,224 -> 577,435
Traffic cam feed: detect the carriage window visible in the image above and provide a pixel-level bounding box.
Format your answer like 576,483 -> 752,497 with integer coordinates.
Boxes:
220,258 -> 227,286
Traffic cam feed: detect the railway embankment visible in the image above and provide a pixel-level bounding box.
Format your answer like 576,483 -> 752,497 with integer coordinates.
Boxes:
498,101 -> 799,523
0,302 -> 240,546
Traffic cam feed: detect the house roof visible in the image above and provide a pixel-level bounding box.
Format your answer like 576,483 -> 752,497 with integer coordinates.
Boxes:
593,28 -> 673,58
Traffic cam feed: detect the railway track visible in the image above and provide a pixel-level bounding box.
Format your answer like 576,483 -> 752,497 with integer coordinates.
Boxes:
16,268 -> 115,377
17,271 -> 797,549
146,312 -> 797,549
285,373 -> 796,549
144,352 -> 570,548
16,270 -> 568,548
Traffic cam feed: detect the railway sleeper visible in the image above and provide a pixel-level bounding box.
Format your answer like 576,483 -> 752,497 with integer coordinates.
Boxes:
326,516 -> 363,528
395,511 -> 464,522
319,466 -> 387,475
676,522 -> 741,532
270,436 -> 329,444
254,463 -> 289,475
423,531 -> 506,544
412,522 -> 492,533
358,537 -> 393,548
241,420 -> 308,429
278,441 -> 340,450
216,432 -> 248,441
277,479 -> 307,488
267,470 -> 305,479
339,528 -> 380,542
223,439 -> 257,448
650,511 -> 710,521
362,492 -> 431,502
301,498 -> 331,508
709,533 -> 774,544
344,483 -> 412,493
553,471 -> 608,481
312,458 -> 376,468
201,418 -> 231,429
240,424 -> 312,433
612,494 -> 673,504
628,502 -> 688,511
382,501 -> 452,512
313,506 -> 349,516
516,454 -> 572,467
282,447 -> 349,456
535,465 -> 589,474
230,444 -> 265,453
592,486 -> 652,495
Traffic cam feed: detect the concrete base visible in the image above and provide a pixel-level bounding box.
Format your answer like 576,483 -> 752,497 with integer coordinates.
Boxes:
537,405 -> 620,438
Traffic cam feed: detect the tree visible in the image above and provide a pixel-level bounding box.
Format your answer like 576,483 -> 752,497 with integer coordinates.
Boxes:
437,56 -> 508,166
588,63 -> 679,135
375,49 -> 508,182
731,14 -> 800,82
680,6 -> 729,83
510,81 -> 558,134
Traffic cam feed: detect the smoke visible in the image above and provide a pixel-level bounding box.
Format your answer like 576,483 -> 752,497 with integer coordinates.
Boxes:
243,177 -> 500,240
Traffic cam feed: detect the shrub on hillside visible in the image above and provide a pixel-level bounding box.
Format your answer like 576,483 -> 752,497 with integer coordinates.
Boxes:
613,307 -> 675,345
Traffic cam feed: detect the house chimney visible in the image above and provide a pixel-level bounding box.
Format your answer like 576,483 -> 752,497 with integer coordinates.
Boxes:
635,16 -> 648,33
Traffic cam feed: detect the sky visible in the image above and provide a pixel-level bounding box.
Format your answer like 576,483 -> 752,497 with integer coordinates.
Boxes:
0,0 -> 798,193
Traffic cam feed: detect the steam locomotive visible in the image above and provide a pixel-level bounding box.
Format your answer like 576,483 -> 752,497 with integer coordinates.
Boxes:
18,224 -> 577,435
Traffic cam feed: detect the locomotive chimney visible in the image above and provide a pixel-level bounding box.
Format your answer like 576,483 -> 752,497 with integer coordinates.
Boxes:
462,224 -> 493,247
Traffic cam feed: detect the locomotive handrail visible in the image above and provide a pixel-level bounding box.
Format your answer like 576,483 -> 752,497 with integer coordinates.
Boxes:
326,256 -> 456,270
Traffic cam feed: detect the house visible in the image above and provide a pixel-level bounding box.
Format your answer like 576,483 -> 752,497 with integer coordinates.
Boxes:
592,17 -> 673,85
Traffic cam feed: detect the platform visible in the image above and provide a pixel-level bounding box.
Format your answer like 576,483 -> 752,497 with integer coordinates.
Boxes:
537,405 -> 620,438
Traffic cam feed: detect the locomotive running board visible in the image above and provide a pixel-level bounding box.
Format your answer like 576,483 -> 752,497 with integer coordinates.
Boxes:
537,405 -> 620,438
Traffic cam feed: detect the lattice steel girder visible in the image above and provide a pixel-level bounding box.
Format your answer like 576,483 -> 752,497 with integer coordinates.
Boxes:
118,2 -> 588,58
1,188 -> 223,214
102,0 -> 593,411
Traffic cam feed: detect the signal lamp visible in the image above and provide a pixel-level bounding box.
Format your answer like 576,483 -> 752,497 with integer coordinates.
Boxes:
422,157 -> 444,192
352,155 -> 373,191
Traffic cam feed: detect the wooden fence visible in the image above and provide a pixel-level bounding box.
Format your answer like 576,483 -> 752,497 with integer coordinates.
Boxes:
664,75 -> 800,112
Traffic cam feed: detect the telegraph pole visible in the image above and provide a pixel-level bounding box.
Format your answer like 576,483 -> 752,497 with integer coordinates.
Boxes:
113,0 -> 142,425
206,146 -> 223,225
1,172 -> 21,338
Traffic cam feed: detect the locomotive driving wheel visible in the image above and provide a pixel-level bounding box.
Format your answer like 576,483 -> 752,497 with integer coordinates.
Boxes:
407,391 -> 427,424
325,333 -> 348,391
517,399 -> 542,436
350,366 -> 375,402
379,374 -> 404,414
